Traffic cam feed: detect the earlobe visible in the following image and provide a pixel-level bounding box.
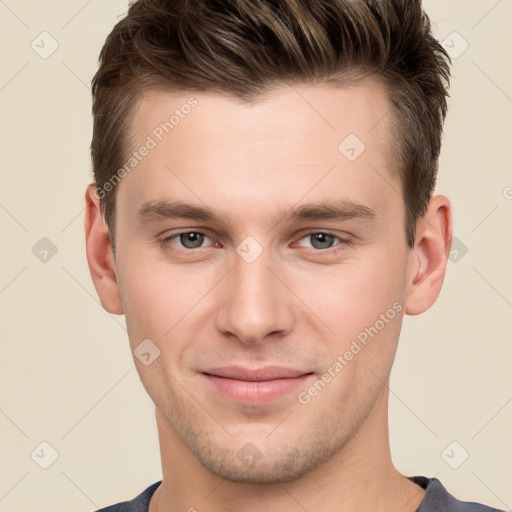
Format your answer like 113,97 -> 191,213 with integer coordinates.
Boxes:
84,184 -> 124,315
405,195 -> 453,316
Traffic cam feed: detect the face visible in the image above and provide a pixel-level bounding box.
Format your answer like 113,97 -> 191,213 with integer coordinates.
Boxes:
108,80 -> 417,482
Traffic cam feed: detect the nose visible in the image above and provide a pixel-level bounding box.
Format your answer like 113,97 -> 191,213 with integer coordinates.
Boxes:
214,249 -> 295,346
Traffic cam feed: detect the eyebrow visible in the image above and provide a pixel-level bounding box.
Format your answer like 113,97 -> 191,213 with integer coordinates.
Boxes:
136,199 -> 377,228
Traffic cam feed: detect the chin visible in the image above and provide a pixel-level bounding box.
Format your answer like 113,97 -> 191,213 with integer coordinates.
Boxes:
188,438 -> 333,484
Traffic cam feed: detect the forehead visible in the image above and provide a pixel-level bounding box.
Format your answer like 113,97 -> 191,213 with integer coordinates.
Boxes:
130,78 -> 395,154
120,79 -> 401,226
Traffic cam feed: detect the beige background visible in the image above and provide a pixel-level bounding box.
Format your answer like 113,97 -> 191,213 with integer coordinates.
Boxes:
1,0 -> 511,511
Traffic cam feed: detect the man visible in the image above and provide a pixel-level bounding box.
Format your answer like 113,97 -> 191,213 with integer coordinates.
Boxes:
84,0 -> 504,511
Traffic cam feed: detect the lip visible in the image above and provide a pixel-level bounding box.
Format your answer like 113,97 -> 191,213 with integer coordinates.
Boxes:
201,366 -> 314,405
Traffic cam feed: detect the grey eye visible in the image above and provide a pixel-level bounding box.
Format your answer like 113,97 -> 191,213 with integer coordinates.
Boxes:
179,232 -> 206,249
305,232 -> 337,250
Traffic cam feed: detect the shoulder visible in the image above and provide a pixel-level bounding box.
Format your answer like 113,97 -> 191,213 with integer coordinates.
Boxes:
410,476 -> 506,512
94,481 -> 162,512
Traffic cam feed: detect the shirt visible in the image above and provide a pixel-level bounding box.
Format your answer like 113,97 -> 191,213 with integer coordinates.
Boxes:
94,475 -> 507,511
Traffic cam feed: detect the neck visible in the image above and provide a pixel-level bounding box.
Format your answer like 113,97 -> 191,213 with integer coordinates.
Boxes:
150,386 -> 425,512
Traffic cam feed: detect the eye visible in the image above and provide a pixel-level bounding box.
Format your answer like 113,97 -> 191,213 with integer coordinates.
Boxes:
296,231 -> 350,252
160,231 -> 214,251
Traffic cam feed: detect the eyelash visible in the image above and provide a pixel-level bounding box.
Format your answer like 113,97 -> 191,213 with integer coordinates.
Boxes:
159,230 -> 351,255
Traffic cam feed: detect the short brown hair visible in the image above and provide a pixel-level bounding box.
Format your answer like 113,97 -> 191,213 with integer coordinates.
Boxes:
90,0 -> 451,250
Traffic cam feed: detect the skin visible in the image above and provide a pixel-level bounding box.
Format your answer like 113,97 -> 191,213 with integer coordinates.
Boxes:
85,78 -> 452,512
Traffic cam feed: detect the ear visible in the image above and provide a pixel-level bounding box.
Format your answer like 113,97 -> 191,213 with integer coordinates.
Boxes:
405,194 -> 453,316
84,184 -> 124,315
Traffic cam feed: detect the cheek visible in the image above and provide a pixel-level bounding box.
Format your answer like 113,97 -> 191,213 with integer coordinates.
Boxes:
290,249 -> 407,395
116,255 -> 196,402
289,251 -> 406,335
116,246 -> 219,360
295,264 -> 405,408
